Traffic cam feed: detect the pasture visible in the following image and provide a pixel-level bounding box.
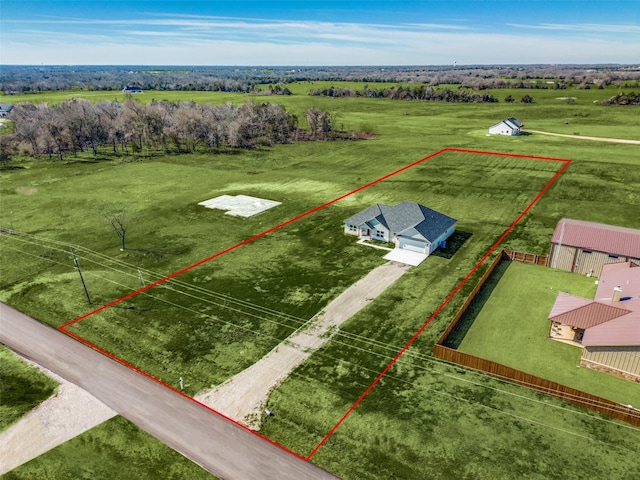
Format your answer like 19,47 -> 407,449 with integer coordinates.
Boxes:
2,83 -> 640,479
1,149 -> 564,395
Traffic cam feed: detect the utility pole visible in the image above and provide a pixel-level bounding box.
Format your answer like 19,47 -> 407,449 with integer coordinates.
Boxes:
137,266 -> 145,286
70,247 -> 92,305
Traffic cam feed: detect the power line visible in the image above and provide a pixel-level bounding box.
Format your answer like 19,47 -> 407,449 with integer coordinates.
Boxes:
4,235 -> 638,419
3,234 -> 639,433
4,234 -> 638,417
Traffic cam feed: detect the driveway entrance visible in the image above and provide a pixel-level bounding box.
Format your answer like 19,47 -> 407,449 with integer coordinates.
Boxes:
384,248 -> 428,266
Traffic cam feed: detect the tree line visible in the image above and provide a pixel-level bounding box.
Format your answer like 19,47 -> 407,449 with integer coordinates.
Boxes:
5,98 -> 348,160
2,65 -> 639,95
309,85 -> 499,103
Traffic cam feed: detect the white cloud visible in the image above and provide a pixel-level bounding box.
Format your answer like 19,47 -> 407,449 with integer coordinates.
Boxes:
507,23 -> 640,34
2,15 -> 639,64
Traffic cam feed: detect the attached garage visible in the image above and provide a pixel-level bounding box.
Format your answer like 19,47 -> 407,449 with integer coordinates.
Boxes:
344,201 -> 456,260
398,237 -> 427,253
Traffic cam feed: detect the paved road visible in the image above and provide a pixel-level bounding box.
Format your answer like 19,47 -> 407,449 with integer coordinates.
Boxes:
0,303 -> 339,480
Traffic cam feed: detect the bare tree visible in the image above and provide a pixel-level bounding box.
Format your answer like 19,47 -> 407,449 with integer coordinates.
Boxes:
95,100 -> 123,153
6,98 -> 317,157
10,103 -> 41,155
306,108 -> 332,140
100,206 -> 137,251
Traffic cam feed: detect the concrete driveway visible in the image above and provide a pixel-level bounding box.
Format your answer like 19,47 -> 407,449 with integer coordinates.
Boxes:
384,248 -> 428,266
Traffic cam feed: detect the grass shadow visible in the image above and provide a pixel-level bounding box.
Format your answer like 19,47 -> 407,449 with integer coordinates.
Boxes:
0,165 -> 26,171
431,231 -> 472,260
443,259 -> 510,349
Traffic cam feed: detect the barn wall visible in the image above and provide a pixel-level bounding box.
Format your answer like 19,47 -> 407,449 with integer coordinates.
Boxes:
574,250 -> 627,276
548,244 -> 576,271
549,243 -> 631,277
581,346 -> 640,381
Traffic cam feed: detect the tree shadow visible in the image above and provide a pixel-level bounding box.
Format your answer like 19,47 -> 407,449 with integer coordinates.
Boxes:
431,231 -> 472,260
443,260 -> 510,349
127,242 -> 192,259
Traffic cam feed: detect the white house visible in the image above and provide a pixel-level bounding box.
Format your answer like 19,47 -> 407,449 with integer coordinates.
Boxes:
0,103 -> 14,118
489,117 -> 524,136
344,202 -> 456,256
122,86 -> 143,94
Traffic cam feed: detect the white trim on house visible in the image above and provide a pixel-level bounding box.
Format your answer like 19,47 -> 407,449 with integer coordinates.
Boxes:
489,118 -> 524,136
344,202 -> 456,258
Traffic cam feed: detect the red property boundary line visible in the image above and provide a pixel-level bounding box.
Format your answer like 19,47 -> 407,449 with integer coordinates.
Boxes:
57,147 -> 571,464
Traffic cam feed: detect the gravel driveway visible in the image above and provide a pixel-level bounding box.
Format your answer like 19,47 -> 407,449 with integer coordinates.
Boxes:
196,261 -> 410,428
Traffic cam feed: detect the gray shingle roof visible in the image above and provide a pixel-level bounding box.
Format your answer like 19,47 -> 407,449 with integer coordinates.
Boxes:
505,117 -> 524,128
345,202 -> 456,242
490,117 -> 523,130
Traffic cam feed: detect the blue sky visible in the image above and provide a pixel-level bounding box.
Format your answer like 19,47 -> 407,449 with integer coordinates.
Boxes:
1,1 -> 639,65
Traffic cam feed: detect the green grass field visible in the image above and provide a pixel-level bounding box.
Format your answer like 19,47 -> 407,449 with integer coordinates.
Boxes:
0,346 -> 58,432
2,151 -> 563,396
2,416 -> 217,480
2,83 -> 640,479
455,261 -> 638,404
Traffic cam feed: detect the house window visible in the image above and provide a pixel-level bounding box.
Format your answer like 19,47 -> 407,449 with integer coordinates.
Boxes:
582,250 -> 592,254
608,254 -> 619,259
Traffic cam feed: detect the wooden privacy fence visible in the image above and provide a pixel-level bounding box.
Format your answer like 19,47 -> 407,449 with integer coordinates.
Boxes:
434,250 -> 640,427
433,344 -> 640,426
436,251 -> 505,345
502,249 -> 548,266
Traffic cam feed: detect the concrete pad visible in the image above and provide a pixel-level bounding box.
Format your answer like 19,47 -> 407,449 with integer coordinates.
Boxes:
384,248 -> 428,266
198,195 -> 281,217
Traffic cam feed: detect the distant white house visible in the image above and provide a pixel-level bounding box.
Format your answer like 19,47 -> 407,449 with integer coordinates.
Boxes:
0,103 -> 14,118
489,117 -> 524,136
122,86 -> 143,94
344,202 -> 456,256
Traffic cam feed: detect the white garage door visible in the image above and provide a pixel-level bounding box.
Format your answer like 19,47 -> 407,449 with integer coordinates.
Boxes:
399,238 -> 426,253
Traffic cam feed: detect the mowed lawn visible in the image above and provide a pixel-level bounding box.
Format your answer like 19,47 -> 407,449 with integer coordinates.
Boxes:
54,150 -> 563,396
456,261 -> 639,405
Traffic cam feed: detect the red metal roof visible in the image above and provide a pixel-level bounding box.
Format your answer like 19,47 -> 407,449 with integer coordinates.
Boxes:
584,263 -> 640,346
583,311 -> 640,347
551,218 -> 640,259
548,292 -> 592,318
550,301 -> 630,329
549,262 -> 640,346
